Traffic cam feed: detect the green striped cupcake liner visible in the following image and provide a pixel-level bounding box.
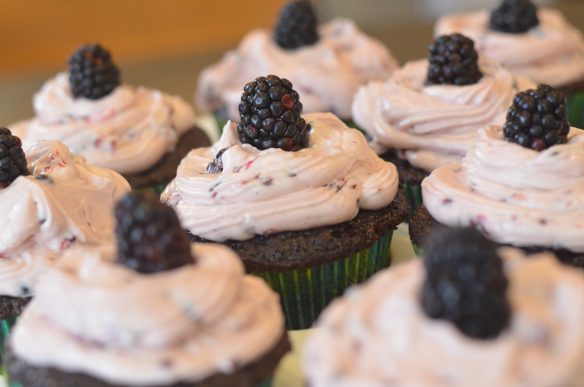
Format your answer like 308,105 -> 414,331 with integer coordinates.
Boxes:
568,93 -> 584,129
403,182 -> 423,218
254,230 -> 393,330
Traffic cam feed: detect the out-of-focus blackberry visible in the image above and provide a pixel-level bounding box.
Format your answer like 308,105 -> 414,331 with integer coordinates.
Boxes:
68,44 -> 121,100
426,34 -> 483,86
274,0 -> 319,50
206,148 -> 227,174
490,0 -> 539,34
237,75 -> 310,151
115,192 -> 193,274
503,85 -> 569,151
0,128 -> 28,188
420,227 -> 511,340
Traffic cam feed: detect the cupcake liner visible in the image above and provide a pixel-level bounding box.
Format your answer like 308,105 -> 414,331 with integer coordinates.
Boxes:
1,317 -> 16,379
568,92 -> 584,129
254,230 -> 393,330
403,182 -> 423,216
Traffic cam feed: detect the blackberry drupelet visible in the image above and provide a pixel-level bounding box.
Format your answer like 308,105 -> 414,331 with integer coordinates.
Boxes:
274,0 -> 319,50
115,192 -> 193,274
238,75 -> 310,151
421,227 -> 511,340
426,34 -> 483,86
503,85 -> 569,151
68,43 -> 121,100
490,0 -> 539,34
0,128 -> 28,188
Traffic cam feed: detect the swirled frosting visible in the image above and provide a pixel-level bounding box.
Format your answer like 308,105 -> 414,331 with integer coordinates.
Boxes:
423,125 -> 584,252
435,9 -> 584,88
0,141 -> 130,297
10,243 -> 285,386
352,59 -> 535,172
197,19 -> 398,121
11,73 -> 197,174
161,113 -> 399,242
304,248 -> 584,387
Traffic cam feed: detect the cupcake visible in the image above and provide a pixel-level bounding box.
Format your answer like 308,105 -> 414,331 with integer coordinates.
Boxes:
11,44 -> 210,193
196,0 -> 398,128
5,192 -> 290,387
304,227 -> 584,386
435,0 -> 584,127
0,128 -> 129,365
352,33 -> 535,209
163,75 -> 408,329
411,85 -> 584,266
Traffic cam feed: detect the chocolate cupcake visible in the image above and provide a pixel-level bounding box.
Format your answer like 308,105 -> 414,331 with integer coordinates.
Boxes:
11,43 -> 210,193
352,33 -> 535,210
435,0 -> 584,128
411,85 -> 584,267
5,192 -> 290,387
305,227 -> 584,386
0,129 -> 129,368
163,75 -> 407,329
197,0 -> 398,128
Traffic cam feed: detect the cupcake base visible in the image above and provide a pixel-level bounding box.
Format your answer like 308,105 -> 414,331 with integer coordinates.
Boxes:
123,126 -> 211,191
381,149 -> 428,214
0,296 -> 29,377
5,331 -> 290,387
409,205 -> 584,267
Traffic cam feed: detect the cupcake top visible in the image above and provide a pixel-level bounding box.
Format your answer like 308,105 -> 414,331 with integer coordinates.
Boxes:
423,85 -> 584,251
163,75 -> 398,242
11,44 -> 197,175
197,1 -> 397,121
352,33 -> 535,172
9,192 -> 285,386
304,228 -> 584,387
435,1 -> 584,88
0,130 -> 130,297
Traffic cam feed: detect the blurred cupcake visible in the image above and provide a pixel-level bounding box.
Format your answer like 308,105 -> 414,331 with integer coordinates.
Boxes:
352,33 -> 535,209
411,85 -> 584,266
0,128 -> 129,365
11,44 -> 210,193
197,0 -> 398,127
163,75 -> 407,329
304,227 -> 584,387
435,0 -> 584,128
5,192 -> 289,387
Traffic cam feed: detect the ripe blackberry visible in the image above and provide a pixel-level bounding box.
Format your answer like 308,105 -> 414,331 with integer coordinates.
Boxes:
0,128 -> 28,188
274,0 -> 319,50
490,0 -> 539,34
426,34 -> 483,86
238,75 -> 310,151
503,85 -> 569,151
115,192 -> 193,274
421,227 -> 511,340
68,44 -> 121,100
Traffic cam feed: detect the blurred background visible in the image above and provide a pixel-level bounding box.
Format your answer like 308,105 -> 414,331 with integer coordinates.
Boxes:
1,0 -> 583,124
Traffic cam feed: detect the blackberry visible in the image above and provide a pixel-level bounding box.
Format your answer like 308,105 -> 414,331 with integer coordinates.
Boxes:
426,34 -> 483,86
206,148 -> 228,174
68,44 -> 121,100
0,128 -> 28,188
238,75 -> 309,151
490,0 -> 539,34
420,227 -> 511,340
115,192 -> 193,274
503,85 -> 569,151
274,0 -> 319,50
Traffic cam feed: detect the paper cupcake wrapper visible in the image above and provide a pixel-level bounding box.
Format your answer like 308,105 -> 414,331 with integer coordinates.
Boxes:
0,317 -> 16,381
253,230 -> 393,330
403,182 -> 423,217
568,92 -> 584,129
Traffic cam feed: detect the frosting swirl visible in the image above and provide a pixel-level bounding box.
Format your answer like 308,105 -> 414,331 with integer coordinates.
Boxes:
352,59 -> 535,172
11,73 -> 197,174
161,113 -> 399,242
304,248 -> 584,387
423,125 -> 584,252
435,9 -> 584,88
10,243 -> 285,385
197,19 -> 398,121
0,141 -> 130,297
